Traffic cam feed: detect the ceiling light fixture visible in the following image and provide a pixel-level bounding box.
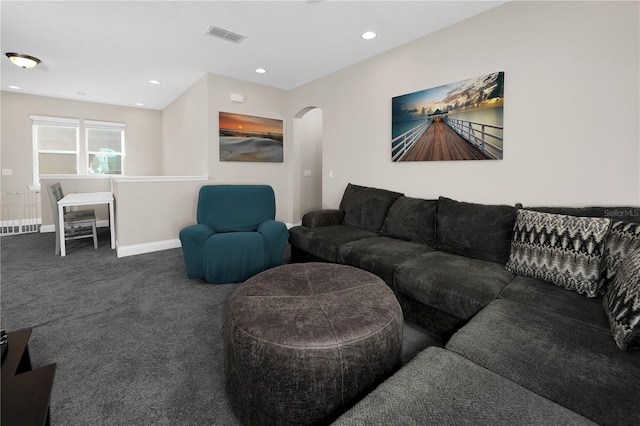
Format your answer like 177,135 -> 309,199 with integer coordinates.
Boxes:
136,103 -> 144,106
361,31 -> 377,40
8,85 -> 21,90
256,68 -> 267,74
5,52 -> 41,69
149,80 -> 161,85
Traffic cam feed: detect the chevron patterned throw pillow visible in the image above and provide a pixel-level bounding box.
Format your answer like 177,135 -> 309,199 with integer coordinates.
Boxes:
600,221 -> 640,294
506,210 -> 611,297
603,247 -> 640,351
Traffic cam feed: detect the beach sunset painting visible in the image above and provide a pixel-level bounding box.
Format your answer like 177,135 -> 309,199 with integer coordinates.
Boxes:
219,112 -> 284,162
391,71 -> 504,162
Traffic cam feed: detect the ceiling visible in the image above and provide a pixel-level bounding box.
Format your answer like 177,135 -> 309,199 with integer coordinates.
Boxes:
1,1 -> 506,110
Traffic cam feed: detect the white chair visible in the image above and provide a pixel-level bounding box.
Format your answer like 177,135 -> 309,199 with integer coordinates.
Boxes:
47,183 -> 98,255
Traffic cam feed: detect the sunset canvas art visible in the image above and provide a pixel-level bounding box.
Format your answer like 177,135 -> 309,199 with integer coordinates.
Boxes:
391,72 -> 504,161
219,112 -> 284,162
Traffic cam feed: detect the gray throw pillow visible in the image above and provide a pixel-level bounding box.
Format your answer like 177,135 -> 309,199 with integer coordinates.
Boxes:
600,221 -> 640,293
506,210 -> 611,297
603,247 -> 640,351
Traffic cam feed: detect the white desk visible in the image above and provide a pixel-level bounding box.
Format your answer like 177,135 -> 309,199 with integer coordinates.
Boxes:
57,192 -> 115,257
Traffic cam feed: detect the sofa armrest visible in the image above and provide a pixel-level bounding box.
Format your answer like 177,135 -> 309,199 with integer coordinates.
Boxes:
302,210 -> 344,228
179,224 -> 215,279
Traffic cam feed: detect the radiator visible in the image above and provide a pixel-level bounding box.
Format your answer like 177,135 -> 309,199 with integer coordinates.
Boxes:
1,191 -> 41,235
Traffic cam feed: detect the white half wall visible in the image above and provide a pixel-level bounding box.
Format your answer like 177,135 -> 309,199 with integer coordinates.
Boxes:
289,0 -> 640,209
112,176 -> 208,254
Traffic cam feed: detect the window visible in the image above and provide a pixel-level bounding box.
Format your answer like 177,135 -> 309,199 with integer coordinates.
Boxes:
85,120 -> 125,175
31,115 -> 80,186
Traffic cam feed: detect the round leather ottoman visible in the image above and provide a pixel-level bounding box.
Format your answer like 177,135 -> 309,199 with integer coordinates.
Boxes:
224,263 -> 403,426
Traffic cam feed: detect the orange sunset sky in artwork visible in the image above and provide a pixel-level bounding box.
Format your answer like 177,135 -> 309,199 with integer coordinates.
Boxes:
219,112 -> 283,134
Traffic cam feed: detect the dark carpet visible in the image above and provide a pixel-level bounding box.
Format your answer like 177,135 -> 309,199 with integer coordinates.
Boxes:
1,230 -> 441,425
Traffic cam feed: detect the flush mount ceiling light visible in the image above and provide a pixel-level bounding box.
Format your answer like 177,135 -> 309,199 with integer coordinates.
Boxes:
256,68 -> 267,74
149,80 -> 161,85
8,85 -> 21,90
5,52 -> 41,69
361,31 -> 377,40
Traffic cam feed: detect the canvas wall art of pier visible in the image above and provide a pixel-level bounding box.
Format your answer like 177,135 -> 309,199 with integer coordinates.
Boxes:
392,72 -> 504,162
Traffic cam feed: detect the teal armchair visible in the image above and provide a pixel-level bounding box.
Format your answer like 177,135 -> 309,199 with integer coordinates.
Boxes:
179,185 -> 288,283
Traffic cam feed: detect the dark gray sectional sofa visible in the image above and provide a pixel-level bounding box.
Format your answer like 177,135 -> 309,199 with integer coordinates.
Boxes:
288,183 -> 640,425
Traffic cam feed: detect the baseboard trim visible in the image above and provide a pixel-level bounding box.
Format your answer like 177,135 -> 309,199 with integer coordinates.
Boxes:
40,220 -> 110,233
116,238 -> 182,258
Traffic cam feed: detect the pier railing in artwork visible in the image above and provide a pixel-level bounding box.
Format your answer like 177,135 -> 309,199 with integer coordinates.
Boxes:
391,120 -> 431,162
444,117 -> 503,160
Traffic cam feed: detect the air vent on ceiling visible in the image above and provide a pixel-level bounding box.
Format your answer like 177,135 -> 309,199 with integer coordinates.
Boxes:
205,25 -> 246,43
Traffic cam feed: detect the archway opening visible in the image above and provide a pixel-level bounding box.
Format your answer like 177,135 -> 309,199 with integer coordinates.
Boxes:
293,107 -> 323,222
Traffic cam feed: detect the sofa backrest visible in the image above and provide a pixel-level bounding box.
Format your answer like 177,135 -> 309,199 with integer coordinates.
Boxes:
197,185 -> 276,232
340,183 -> 403,233
436,197 -> 518,265
380,196 -> 438,246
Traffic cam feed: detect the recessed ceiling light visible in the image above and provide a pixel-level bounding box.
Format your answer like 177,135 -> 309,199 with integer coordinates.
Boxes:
256,68 -> 267,74
136,103 -> 144,106
8,85 -> 21,90
361,31 -> 377,40
149,80 -> 161,85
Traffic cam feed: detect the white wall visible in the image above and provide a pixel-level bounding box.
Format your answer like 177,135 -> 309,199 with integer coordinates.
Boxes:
160,73 -> 292,222
205,73 -> 291,222
295,108 -> 323,218
161,74 -> 209,175
0,91 -> 163,193
289,0 -> 640,209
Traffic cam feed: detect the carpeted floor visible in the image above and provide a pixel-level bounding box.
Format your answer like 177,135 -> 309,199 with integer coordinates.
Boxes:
1,230 -> 441,425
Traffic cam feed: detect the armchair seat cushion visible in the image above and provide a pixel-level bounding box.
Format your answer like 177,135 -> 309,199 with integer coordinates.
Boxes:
202,232 -> 265,284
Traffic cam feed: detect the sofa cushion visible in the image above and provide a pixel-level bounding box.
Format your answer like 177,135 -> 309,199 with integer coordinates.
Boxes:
288,225 -> 377,263
394,251 -> 515,320
436,197 -> 517,264
601,220 -> 640,292
379,196 -> 437,246
339,184 -> 403,233
499,275 -> 609,331
603,247 -> 640,351
333,346 -> 596,426
446,299 -> 640,426
337,237 -> 434,287
506,210 -> 611,297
